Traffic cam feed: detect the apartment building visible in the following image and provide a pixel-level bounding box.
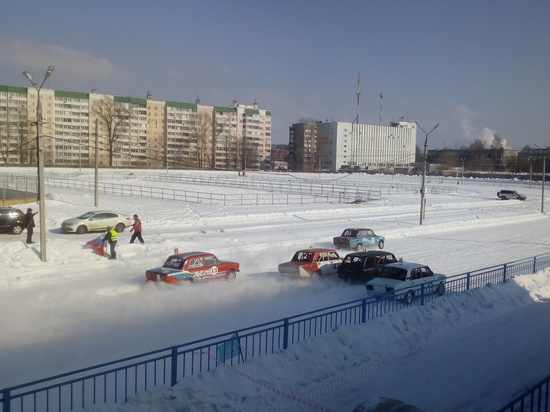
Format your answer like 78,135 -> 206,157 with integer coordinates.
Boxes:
289,120 -> 417,172
0,85 -> 272,170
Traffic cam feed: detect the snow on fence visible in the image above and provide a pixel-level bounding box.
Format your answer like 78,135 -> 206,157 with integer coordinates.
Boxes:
43,176 -> 382,205
1,253 -> 549,412
1,172 -> 459,206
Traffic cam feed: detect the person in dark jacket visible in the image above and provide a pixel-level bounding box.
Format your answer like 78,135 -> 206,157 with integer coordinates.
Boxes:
24,208 -> 37,244
103,226 -> 118,260
129,214 -> 144,244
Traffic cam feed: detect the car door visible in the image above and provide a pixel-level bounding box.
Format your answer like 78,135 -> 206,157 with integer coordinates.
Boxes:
202,254 -> 222,279
187,257 -> 205,278
420,266 -> 437,293
0,209 -> 9,231
408,268 -> 424,293
365,229 -> 377,246
87,213 -> 107,231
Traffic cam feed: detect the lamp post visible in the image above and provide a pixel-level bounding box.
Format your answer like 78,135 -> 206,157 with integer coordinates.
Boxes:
23,65 -> 54,262
535,145 -> 548,214
528,158 -> 534,181
416,122 -> 439,225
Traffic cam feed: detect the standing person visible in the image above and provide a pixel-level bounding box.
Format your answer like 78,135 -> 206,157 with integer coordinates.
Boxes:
24,208 -> 37,244
103,226 -> 118,260
129,214 -> 144,244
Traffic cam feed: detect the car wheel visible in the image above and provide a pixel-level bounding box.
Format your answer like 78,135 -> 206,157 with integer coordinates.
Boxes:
378,240 -> 384,249
404,290 -> 414,304
225,269 -> 237,282
11,224 -> 23,235
355,243 -> 363,251
436,283 -> 446,296
76,225 -> 88,234
115,223 -> 126,233
310,270 -> 322,278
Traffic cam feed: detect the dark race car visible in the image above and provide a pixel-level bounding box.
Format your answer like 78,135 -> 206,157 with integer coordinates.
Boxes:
337,250 -> 399,283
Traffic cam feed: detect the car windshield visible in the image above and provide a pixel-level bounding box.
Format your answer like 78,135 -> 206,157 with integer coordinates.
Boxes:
341,229 -> 358,237
293,251 -> 313,262
163,256 -> 186,270
379,267 -> 407,281
78,212 -> 96,219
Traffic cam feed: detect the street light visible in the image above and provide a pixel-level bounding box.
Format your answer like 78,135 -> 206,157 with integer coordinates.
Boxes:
22,65 -> 54,262
416,122 -> 439,225
534,145 -> 547,214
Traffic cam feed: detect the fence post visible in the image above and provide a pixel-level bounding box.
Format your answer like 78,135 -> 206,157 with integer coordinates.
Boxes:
533,256 -> 537,274
283,318 -> 289,350
503,263 -> 508,283
466,273 -> 471,291
420,284 -> 425,305
170,347 -> 178,387
2,387 -> 10,412
361,299 -> 367,323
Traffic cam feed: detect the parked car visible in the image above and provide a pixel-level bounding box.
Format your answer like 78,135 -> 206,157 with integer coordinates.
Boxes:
146,251 -> 240,284
0,206 -> 25,235
61,210 -> 131,234
497,190 -> 526,200
337,250 -> 399,283
333,228 -> 385,250
366,261 -> 446,304
278,248 -> 342,278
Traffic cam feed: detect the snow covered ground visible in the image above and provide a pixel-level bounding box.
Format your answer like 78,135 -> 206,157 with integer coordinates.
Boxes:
1,168 -> 549,411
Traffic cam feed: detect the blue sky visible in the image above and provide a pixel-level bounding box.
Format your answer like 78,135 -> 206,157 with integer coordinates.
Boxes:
2,1 -> 549,149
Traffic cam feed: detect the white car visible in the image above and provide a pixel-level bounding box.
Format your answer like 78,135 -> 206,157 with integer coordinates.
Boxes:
366,261 -> 446,304
61,210 -> 131,234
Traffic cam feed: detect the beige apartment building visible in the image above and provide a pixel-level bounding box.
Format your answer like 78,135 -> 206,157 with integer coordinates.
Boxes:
0,85 -> 272,170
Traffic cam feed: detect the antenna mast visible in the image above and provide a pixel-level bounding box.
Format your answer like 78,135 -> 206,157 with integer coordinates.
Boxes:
379,92 -> 384,125
355,73 -> 361,124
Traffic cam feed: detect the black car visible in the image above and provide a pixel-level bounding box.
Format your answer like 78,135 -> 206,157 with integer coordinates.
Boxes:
0,206 -> 26,235
337,250 -> 399,283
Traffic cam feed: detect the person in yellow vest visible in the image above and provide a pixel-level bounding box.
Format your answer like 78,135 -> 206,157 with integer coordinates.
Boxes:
103,226 -> 118,260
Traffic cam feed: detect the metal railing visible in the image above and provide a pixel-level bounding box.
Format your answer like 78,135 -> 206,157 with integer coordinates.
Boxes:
2,252 -> 549,412
496,374 -> 550,412
43,176 -> 379,205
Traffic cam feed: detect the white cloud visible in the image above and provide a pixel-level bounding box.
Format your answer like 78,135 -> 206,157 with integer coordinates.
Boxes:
0,36 -> 130,85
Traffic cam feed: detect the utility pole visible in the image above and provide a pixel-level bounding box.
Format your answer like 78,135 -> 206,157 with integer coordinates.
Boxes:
22,66 -> 55,262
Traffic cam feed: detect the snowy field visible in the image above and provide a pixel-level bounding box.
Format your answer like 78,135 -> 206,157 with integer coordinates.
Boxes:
1,168 -> 550,412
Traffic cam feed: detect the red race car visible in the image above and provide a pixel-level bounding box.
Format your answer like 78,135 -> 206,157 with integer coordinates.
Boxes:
278,248 -> 342,278
146,251 -> 240,284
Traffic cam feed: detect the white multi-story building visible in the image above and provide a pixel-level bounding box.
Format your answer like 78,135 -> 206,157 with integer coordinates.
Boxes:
290,120 -> 417,172
0,84 -> 272,170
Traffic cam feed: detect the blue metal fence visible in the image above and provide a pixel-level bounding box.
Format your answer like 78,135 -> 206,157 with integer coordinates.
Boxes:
2,253 -> 550,412
496,374 -> 550,412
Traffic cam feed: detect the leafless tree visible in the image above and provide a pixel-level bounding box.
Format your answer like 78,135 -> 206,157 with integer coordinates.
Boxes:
193,111 -> 212,169
91,96 -> 131,167
215,116 -> 236,170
